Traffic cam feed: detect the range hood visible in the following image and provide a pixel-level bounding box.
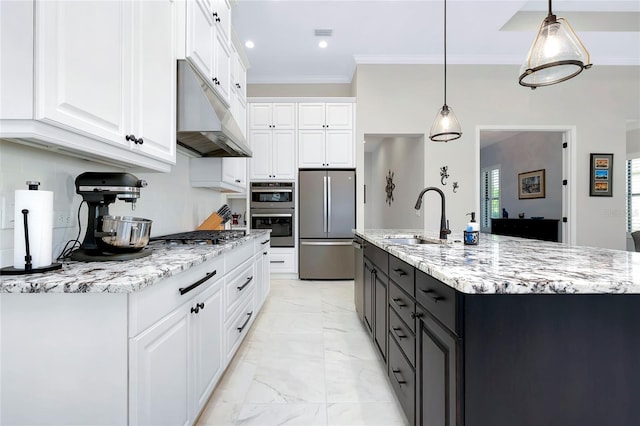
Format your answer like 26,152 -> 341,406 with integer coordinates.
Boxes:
176,60 -> 252,157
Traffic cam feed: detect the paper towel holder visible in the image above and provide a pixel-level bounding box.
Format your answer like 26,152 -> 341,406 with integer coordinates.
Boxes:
0,182 -> 62,276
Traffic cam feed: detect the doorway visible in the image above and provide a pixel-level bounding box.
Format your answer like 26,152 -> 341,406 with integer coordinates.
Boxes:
476,126 -> 576,245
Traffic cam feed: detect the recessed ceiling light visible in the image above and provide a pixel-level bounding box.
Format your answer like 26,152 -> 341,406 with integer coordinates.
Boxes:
245,40 -> 255,49
318,40 -> 328,49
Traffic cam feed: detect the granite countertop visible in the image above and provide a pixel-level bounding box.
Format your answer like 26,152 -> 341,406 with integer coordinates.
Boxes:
0,230 -> 270,294
355,229 -> 640,294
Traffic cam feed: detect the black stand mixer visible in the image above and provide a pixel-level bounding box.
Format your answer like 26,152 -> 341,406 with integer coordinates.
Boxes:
71,172 -> 153,262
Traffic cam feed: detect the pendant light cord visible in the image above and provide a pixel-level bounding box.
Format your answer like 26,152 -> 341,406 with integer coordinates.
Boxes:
548,0 -> 552,16
443,0 -> 447,106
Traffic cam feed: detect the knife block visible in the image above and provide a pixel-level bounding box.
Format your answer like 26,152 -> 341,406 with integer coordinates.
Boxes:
196,212 -> 225,230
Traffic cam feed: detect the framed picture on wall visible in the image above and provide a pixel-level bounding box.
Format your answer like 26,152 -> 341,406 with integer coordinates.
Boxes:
518,169 -> 546,199
590,153 -> 613,197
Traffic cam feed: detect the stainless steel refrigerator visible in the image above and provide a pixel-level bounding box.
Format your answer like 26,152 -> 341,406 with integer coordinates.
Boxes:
299,170 -> 355,279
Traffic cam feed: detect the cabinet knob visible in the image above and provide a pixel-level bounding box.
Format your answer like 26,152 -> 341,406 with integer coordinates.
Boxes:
212,77 -> 219,85
136,138 -> 143,145
235,179 -> 241,183
410,311 -> 424,319
126,134 -> 136,142
191,306 -> 200,314
197,302 -> 205,310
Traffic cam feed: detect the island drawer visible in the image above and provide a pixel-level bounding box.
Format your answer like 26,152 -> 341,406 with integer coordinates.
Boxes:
415,270 -> 459,336
388,334 -> 415,425
389,306 -> 415,367
225,258 -> 255,319
389,281 -> 415,333
389,255 -> 414,296
364,243 -> 388,276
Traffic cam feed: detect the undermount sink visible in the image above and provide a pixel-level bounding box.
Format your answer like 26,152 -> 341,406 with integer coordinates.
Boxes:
384,237 -> 439,245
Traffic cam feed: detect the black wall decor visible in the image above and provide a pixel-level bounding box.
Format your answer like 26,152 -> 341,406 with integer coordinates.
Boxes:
589,153 -> 613,197
385,170 -> 396,205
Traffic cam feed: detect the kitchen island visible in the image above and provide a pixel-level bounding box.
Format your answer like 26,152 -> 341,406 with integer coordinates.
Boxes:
0,230 -> 271,426
355,229 -> 640,426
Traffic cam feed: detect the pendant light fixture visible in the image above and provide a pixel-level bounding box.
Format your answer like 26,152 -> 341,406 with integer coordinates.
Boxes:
519,0 -> 592,89
430,0 -> 461,142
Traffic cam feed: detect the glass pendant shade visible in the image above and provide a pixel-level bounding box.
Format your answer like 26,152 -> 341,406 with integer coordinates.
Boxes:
429,104 -> 462,142
519,12 -> 591,89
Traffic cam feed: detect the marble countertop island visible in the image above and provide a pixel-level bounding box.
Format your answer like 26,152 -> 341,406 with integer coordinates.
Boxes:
0,230 -> 270,294
355,229 -> 640,294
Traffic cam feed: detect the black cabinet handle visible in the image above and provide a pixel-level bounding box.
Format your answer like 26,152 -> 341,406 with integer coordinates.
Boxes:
392,326 -> 407,339
392,268 -> 407,276
191,306 -> 199,314
431,295 -> 444,303
392,297 -> 407,308
391,368 -> 407,385
237,311 -> 254,332
271,260 -> 285,264
136,138 -> 143,145
261,239 -> 270,245
420,288 -> 434,293
197,302 -> 205,310
212,77 -> 219,85
410,311 -> 424,319
263,251 -> 268,255
179,270 -> 217,295
235,179 -> 241,183
237,276 -> 253,291
126,134 -> 136,142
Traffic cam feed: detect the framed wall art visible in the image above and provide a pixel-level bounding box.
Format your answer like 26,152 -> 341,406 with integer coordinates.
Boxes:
590,153 -> 613,197
518,169 -> 546,199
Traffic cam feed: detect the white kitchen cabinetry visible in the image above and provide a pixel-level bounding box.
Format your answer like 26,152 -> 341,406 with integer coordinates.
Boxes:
0,0 -> 176,172
130,305 -> 191,426
254,236 -> 271,309
249,129 -> 296,180
186,0 -> 232,106
190,280 -> 224,416
229,38 -> 248,136
298,103 -> 354,168
298,103 -> 353,130
269,247 -> 297,274
190,157 -> 247,193
249,103 -> 296,130
299,129 -> 354,168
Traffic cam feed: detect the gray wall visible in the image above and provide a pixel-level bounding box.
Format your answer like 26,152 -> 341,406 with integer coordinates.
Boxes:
355,64 -> 640,249
247,83 -> 352,98
364,136 -> 424,229
0,141 -> 225,267
480,132 -> 563,224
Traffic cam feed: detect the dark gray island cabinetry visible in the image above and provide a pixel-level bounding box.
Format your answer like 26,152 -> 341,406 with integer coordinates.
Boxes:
354,230 -> 640,426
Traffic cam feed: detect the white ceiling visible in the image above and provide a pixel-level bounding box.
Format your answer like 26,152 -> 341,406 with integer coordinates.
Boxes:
232,0 -> 640,84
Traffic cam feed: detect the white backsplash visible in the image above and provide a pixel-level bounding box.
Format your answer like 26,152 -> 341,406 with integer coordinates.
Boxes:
0,141 -> 225,268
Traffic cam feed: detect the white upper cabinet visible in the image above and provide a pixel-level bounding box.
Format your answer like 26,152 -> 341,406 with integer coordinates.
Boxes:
249,129 -> 295,180
190,157 -> 247,193
186,0 -> 215,80
298,103 -> 353,130
0,0 -> 176,172
249,103 -> 296,130
298,102 -> 354,168
185,0 -> 233,106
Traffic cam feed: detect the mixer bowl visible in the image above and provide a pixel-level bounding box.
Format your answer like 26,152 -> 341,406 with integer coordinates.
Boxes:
99,216 -> 152,253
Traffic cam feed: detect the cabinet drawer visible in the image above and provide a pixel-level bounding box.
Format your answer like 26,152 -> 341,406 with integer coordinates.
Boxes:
225,294 -> 256,362
225,259 -> 255,319
388,335 -> 415,425
269,251 -> 295,273
364,243 -> 388,276
389,306 -> 415,367
129,256 -> 225,337
226,241 -> 254,272
389,281 -> 415,333
415,270 -> 460,336
254,236 -> 271,254
389,255 -> 414,296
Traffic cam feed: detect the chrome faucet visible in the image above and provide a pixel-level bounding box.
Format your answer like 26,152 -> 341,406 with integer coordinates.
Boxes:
414,187 -> 451,240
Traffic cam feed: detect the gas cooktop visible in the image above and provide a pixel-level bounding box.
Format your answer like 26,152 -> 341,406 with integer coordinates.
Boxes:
151,230 -> 246,246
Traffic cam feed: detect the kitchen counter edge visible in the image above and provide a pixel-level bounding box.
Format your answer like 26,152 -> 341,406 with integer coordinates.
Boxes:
354,229 -> 640,295
0,231 -> 271,294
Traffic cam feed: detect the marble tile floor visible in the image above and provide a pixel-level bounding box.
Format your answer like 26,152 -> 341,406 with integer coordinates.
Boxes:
196,278 -> 408,426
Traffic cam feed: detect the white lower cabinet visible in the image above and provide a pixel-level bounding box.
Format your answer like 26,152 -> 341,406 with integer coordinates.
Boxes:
190,280 -> 224,416
269,247 -> 296,273
130,305 -> 191,426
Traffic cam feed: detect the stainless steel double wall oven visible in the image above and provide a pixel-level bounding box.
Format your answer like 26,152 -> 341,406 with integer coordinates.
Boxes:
249,182 -> 295,247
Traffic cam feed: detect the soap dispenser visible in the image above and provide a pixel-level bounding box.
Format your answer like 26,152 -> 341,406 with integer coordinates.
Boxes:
464,212 -> 479,245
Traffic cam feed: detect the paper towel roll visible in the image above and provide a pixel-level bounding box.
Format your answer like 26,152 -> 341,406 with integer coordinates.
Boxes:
13,189 -> 54,269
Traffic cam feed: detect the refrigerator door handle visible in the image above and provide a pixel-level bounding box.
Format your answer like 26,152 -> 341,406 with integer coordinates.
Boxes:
300,241 -> 353,246
323,175 -> 328,233
327,175 -> 332,234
